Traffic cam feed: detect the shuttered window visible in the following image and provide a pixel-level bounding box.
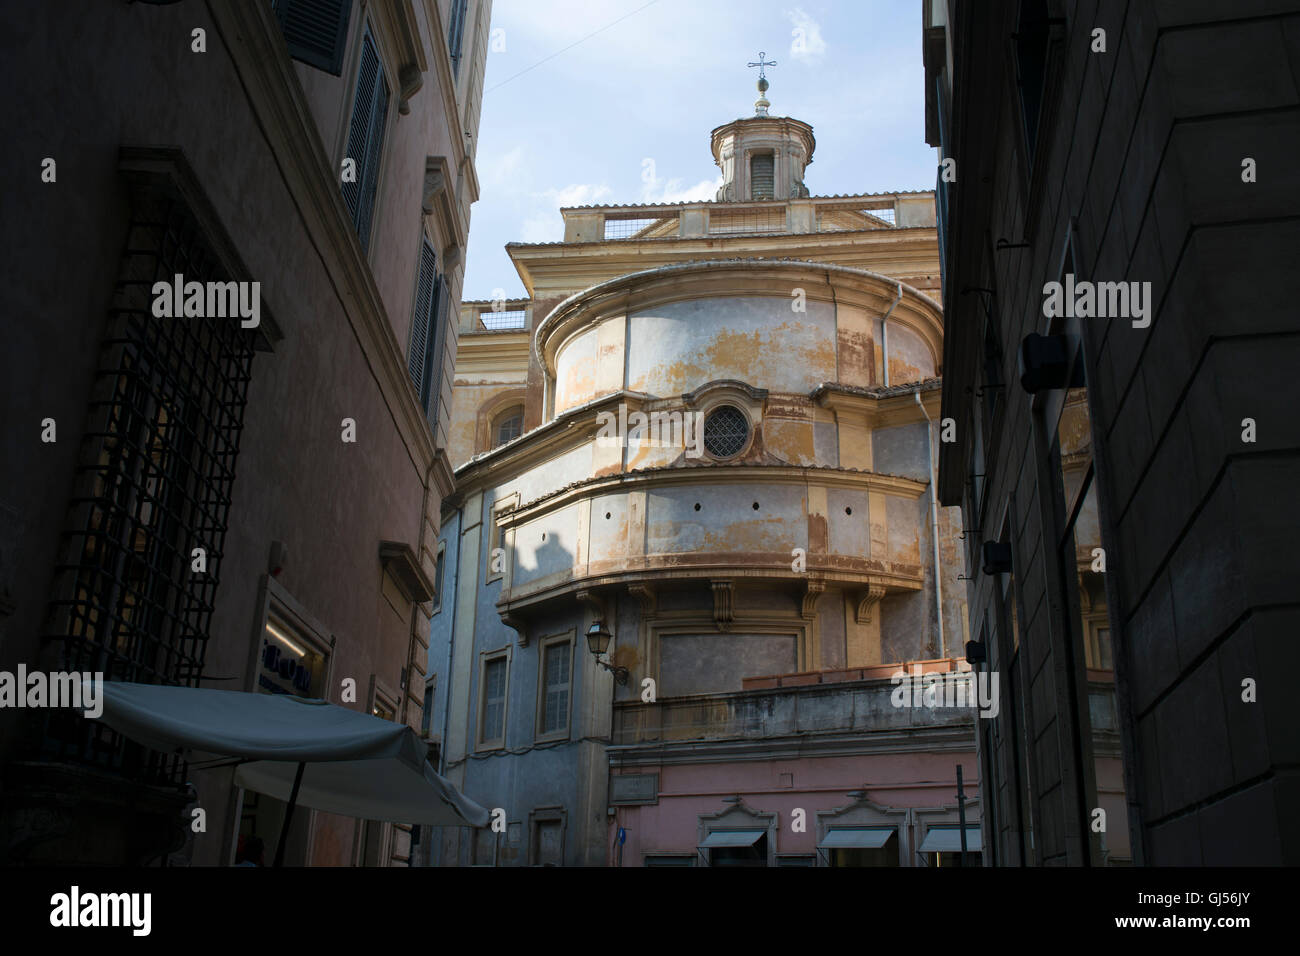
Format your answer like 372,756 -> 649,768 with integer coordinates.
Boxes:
342,27 -> 389,253
407,236 -> 451,435
426,275 -> 452,432
448,0 -> 469,77
480,657 -> 507,745
541,641 -> 571,736
407,238 -> 437,403
273,0 -> 352,76
750,153 -> 775,199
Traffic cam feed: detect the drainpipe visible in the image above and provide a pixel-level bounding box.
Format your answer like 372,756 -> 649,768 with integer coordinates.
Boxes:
439,505 -> 462,779
880,280 -> 903,387
914,389 -> 945,660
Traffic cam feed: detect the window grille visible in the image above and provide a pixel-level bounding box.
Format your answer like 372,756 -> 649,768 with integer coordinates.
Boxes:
817,205 -> 897,231
708,207 -> 785,235
703,406 -> 750,458
41,191 -> 257,783
479,309 -> 527,331
494,409 -> 523,447
603,217 -> 676,240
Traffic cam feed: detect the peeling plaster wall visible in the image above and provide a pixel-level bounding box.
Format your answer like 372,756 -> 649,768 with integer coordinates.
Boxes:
873,423 -> 931,482
432,259 -> 968,866
627,297 -> 837,399
645,484 -> 808,556
876,319 -> 937,385
660,633 -> 799,696
512,506 -> 581,590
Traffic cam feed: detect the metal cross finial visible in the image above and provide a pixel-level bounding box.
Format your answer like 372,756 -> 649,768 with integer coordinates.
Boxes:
747,52 -> 777,79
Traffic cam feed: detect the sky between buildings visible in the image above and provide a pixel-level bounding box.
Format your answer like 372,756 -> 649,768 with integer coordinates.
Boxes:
465,0 -> 937,300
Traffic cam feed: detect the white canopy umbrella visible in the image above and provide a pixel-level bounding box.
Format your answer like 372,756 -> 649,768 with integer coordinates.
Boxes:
86,681 -> 489,865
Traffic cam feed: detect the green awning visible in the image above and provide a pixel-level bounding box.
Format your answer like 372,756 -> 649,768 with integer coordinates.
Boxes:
699,829 -> 766,848
918,826 -> 982,853
818,827 -> 897,849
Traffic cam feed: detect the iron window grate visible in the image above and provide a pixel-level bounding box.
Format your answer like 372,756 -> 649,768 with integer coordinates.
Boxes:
479,309 -> 527,330
40,193 -> 256,783
708,207 -> 786,235
703,406 -> 750,458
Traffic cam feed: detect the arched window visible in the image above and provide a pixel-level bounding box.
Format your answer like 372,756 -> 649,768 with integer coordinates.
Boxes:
493,406 -> 523,448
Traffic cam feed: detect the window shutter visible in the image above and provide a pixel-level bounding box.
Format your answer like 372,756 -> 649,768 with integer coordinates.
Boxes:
357,68 -> 389,252
408,239 -> 437,402
750,153 -> 774,199
425,275 -> 453,432
274,0 -> 352,76
343,29 -> 388,252
448,0 -> 469,76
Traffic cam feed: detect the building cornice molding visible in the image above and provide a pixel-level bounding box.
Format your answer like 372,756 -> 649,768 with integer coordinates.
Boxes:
507,230 -> 941,298
496,564 -> 924,634
608,724 -> 977,766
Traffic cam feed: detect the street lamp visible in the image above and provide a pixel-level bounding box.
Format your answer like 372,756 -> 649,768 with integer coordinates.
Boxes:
586,621 -> 629,685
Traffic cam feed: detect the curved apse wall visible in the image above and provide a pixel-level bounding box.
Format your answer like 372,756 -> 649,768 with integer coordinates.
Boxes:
552,295 -> 839,413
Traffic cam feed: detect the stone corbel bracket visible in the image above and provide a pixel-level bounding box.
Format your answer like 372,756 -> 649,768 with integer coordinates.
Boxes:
627,583 -> 657,616
391,1 -> 428,114
423,155 -> 466,253
854,584 -> 888,625
575,588 -> 609,626
711,580 -> 734,632
501,606 -> 529,647
800,578 -> 825,620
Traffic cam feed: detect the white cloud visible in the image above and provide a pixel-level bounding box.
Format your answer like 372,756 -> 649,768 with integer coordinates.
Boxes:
550,183 -> 612,207
641,176 -> 722,204
484,145 -> 527,189
786,7 -> 828,60
517,182 -> 613,242
519,212 -> 561,243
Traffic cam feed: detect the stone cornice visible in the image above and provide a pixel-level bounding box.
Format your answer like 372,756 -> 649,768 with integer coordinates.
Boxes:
498,564 -> 924,628
508,228 -> 940,298
709,115 -> 817,164
506,464 -> 927,524
607,725 -> 976,766
814,383 -> 944,427
454,332 -> 530,372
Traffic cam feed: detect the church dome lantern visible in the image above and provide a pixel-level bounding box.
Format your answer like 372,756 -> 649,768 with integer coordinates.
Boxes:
711,53 -> 815,202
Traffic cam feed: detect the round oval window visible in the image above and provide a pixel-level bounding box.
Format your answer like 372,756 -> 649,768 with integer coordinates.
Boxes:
703,405 -> 750,458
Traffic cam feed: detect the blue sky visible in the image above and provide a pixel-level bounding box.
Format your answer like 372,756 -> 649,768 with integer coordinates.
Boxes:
465,0 -> 936,300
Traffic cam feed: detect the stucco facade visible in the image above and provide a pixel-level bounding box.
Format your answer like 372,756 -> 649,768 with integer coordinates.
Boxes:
426,93 -> 981,866
1,0 -> 491,866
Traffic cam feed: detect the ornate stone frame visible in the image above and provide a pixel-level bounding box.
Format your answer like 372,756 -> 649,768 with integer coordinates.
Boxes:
646,614 -> 811,699
814,794 -> 908,867
476,388 -> 528,454
696,799 -> 779,867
